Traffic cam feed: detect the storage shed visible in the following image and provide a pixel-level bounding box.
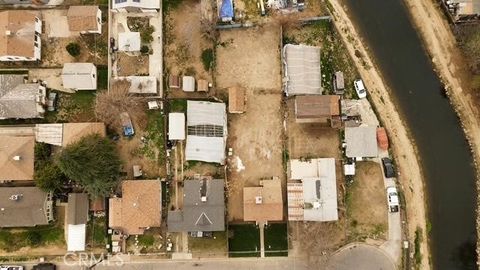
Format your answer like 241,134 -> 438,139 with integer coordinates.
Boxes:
228,87 -> 246,113
168,113 -> 185,140
197,79 -> 208,92
182,76 -> 195,92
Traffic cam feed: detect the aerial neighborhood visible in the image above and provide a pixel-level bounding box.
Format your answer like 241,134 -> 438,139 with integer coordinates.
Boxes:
0,0 -> 478,269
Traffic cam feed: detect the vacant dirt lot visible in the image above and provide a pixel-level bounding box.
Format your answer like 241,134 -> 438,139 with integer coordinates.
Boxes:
116,136 -> 162,179
215,26 -> 284,222
347,161 -> 388,241
164,0 -> 213,93
117,53 -> 149,76
216,25 -> 281,90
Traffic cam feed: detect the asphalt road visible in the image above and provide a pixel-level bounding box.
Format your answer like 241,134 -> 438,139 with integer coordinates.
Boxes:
22,257 -> 310,270
326,243 -> 396,270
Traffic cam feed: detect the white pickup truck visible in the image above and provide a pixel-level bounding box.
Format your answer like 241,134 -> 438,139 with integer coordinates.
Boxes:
387,186 -> 400,213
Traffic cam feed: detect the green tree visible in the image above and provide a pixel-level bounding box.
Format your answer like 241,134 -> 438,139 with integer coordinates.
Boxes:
35,161 -> 67,192
66,42 -> 81,57
140,25 -> 155,44
201,48 -> 214,71
57,134 -> 121,197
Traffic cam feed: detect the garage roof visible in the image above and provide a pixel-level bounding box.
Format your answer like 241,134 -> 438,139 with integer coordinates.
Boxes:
168,113 -> 185,140
283,44 -> 322,96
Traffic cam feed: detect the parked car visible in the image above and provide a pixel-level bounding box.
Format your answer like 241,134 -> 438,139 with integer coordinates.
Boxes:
0,266 -> 23,270
386,186 -> 400,213
47,92 -> 57,112
354,79 -> 367,99
381,157 -> 396,178
120,112 -> 134,137
33,263 -> 56,270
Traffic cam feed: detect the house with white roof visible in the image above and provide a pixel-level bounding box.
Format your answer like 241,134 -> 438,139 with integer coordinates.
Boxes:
112,0 -> 160,12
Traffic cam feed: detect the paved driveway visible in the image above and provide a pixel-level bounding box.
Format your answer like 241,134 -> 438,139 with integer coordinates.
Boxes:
326,243 -> 396,270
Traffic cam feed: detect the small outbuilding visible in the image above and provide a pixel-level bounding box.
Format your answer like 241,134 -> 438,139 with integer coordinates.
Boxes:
168,113 -> 185,140
66,193 -> 89,252
182,76 -> 195,92
333,71 -> 345,94
197,79 -> 208,92
169,75 -> 180,89
228,87 -> 246,114
61,63 -> 97,90
377,127 -> 389,151
283,44 -> 322,96
67,6 -> 102,34
118,32 -> 141,52
344,126 -> 378,158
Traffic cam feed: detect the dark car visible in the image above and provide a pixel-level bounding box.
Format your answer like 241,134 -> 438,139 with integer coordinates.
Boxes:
381,158 -> 396,178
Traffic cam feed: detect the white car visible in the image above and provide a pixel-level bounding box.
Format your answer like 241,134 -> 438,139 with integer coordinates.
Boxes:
0,266 -> 23,270
386,186 -> 399,213
354,79 -> 367,99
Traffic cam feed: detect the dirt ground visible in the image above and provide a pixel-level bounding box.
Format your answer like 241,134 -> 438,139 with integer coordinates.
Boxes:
347,162 -> 388,241
116,53 -> 149,76
329,1 -> 430,269
286,99 -> 341,159
215,25 -> 284,222
164,0 -> 213,96
116,136 -> 162,179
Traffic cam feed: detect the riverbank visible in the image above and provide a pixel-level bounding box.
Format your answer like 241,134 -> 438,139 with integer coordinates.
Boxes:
327,1 -> 431,269
402,0 -> 480,264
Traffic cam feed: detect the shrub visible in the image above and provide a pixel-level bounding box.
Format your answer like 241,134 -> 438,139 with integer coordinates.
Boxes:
66,42 -> 81,57
201,48 -> 214,71
141,25 -> 155,44
140,45 -> 150,54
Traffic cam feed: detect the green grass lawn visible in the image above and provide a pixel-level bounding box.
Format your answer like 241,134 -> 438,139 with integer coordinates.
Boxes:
0,225 -> 64,252
264,223 -> 288,257
189,231 -> 228,256
169,99 -> 187,113
228,224 -> 260,257
97,66 -> 108,90
88,216 -> 107,248
143,110 -> 166,166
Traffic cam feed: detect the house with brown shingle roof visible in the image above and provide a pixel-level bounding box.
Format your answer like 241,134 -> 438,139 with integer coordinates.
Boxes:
67,6 -> 102,34
0,10 -> 42,61
0,134 -> 34,181
109,180 -> 161,235
294,95 -> 341,125
243,177 -> 283,223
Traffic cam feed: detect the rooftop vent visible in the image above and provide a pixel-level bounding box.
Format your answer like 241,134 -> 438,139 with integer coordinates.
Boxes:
12,155 -> 21,161
313,201 -> 320,209
255,196 -> 263,204
5,30 -> 11,36
201,196 -> 207,202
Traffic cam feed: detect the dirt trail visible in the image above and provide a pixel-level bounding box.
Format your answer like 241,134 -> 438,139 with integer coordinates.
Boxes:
402,0 -> 480,262
328,1 -> 430,269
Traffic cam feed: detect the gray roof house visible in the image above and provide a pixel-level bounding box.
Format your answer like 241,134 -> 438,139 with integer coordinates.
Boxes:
345,126 -> 378,158
168,178 -> 225,232
67,193 -> 89,225
0,74 -> 46,119
0,187 -> 53,227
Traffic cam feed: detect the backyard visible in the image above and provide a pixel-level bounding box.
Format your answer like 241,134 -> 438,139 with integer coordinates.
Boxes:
228,224 -> 260,257
86,216 -> 107,251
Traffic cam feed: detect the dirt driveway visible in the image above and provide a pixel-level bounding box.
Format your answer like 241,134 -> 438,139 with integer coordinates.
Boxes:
215,26 -> 283,222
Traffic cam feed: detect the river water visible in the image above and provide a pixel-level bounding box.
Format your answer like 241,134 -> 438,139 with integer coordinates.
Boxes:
340,0 -> 477,269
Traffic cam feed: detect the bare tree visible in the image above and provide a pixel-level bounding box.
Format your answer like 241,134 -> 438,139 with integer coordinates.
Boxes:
94,80 -> 148,134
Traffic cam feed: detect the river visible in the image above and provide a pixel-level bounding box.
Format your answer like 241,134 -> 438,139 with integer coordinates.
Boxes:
340,0 -> 477,269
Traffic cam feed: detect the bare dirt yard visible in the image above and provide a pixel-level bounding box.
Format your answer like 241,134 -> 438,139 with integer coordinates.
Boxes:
347,161 -> 388,241
164,0 -> 213,98
117,53 -> 149,76
215,25 -> 284,222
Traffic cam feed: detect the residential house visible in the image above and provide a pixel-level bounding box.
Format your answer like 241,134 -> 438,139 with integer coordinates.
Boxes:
185,101 -> 227,164
0,134 -> 34,181
283,44 -> 321,96
67,6 -> 102,34
288,158 -> 338,222
35,122 -> 106,147
168,178 -> 225,233
294,95 -> 341,126
344,126 -> 378,158
228,87 -> 246,114
0,10 -> 42,61
0,187 -> 53,227
62,63 -> 97,90
112,0 -> 160,12
443,0 -> 480,22
0,74 -> 46,119
109,180 -> 161,235
168,113 -> 185,141
66,193 -> 89,251
243,178 -> 283,223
